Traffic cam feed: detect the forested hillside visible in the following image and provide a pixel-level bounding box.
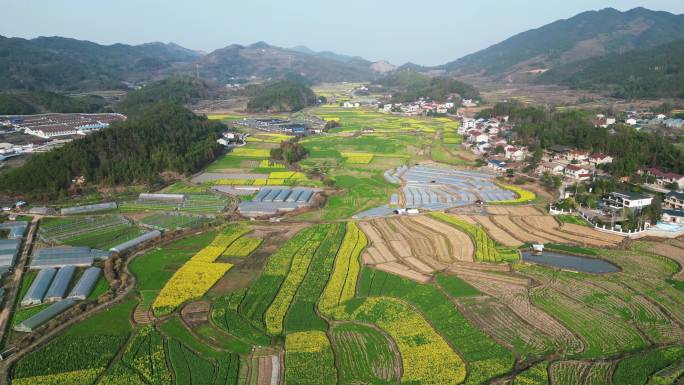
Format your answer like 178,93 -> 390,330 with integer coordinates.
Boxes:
482,102 -> 684,176
441,7 -> 684,76
0,103 -> 225,199
245,81 -> 317,112
0,91 -> 107,114
539,39 -> 684,99
376,70 -> 480,102
0,35 -> 199,91
117,76 -> 212,114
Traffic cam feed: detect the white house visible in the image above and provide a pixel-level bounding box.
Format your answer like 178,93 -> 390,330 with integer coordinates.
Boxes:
602,191 -> 653,211
625,118 -> 638,126
662,209 -> 684,224
589,153 -> 613,165
504,146 -> 526,162
537,162 -> 565,175
664,192 -> 684,210
564,164 -> 592,181
383,104 -> 393,112
468,130 -> 488,143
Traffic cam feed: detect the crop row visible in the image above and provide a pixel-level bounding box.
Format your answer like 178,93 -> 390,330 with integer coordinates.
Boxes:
285,331 -> 338,385
358,268 -> 515,385
264,239 -> 321,335
613,346 -> 684,385
239,226 -> 327,328
152,225 -> 250,314
342,152 -> 375,164
319,221 -> 367,314
100,326 -> 172,385
341,297 -> 466,385
430,212 -> 502,263
331,322 -> 400,385
222,237 -> 262,257
283,223 -> 345,333
167,338 -> 215,385
492,184 -> 536,204
212,290 -> 271,346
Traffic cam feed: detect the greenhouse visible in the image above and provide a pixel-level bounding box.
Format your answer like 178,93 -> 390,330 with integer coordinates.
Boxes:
30,247 -> 110,269
138,193 -> 186,203
67,267 -> 101,300
0,221 -> 28,239
21,268 -> 57,307
14,299 -> 76,333
109,230 -> 161,254
43,265 -> 76,302
60,202 -> 118,215
0,239 -> 21,269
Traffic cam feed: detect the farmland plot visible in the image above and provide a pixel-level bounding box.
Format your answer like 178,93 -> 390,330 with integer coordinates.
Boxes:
478,208 -> 622,248
358,268 -> 514,385
359,215 -> 474,283
320,222 -> 367,313
285,331 -> 338,385
240,225 -> 327,328
100,326 -> 172,385
549,360 -> 613,385
330,323 -> 401,385
167,339 -> 215,385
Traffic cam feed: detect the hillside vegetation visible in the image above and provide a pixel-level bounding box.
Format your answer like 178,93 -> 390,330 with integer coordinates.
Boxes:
117,76 -> 212,114
0,91 -> 107,114
0,102 -> 225,199
0,35 -> 199,91
539,39 -> 684,99
376,70 -> 480,102
246,81 -> 317,112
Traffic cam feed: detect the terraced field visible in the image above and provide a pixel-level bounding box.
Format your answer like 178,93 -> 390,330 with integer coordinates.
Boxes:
359,215 -> 474,282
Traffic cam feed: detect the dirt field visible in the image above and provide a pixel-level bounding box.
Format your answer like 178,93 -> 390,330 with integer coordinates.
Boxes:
468,208 -> 623,248
359,216 -> 475,283
180,300 -> 210,328
645,242 -> 684,279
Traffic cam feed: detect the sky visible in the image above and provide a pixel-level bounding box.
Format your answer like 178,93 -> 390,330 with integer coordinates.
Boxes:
3,1 -> 684,66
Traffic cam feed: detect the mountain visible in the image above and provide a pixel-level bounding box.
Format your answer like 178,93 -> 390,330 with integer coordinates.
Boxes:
538,39 -> 684,99
441,7 -> 684,79
195,42 -> 383,84
0,35 -> 201,91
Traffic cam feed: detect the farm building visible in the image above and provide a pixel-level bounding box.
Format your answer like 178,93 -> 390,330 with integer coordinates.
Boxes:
60,202 -> 117,215
238,187 -> 317,217
601,191 -> 653,212
30,247 -> 110,269
138,193 -> 186,203
21,268 -> 57,307
43,265 -> 76,302
14,299 -> 76,332
0,221 -> 28,239
109,230 -> 161,254
67,267 -> 101,300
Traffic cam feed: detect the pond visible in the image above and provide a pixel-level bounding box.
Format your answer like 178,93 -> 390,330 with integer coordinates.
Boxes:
522,251 -> 619,274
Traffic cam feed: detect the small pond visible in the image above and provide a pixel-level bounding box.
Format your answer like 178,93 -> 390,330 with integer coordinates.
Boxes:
522,251 -> 619,274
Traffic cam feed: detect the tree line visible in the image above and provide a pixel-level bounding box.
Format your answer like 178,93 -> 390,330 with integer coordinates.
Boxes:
0,102 -> 225,200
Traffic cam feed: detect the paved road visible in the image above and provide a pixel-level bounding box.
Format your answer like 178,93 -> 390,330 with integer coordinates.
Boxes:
0,216 -> 39,346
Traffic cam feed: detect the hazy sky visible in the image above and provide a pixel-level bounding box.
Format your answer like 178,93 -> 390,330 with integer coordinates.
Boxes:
3,1 -> 684,66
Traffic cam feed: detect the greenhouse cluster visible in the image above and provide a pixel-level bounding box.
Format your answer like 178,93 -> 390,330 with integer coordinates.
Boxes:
30,247 -> 110,269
